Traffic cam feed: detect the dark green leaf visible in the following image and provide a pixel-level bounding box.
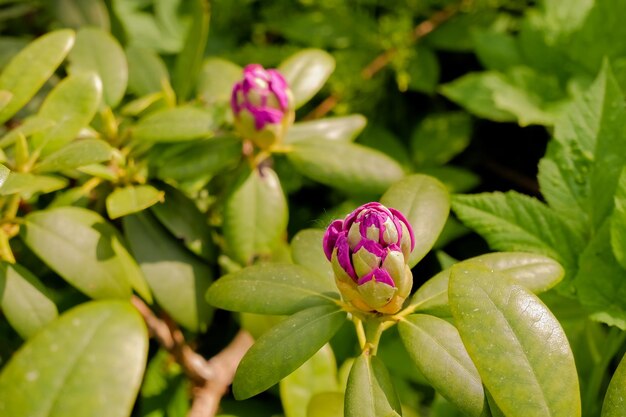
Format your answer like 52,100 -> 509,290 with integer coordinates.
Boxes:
106,185 -> 164,219
233,304 -> 345,399
0,30 -> 75,124
406,45 -> 439,94
449,265 -> 580,417
126,46 -> 169,96
290,229 -> 334,283
133,107 -> 214,142
380,174 -> 450,267
410,112 -> 472,167
0,301 -> 147,417
285,115 -> 366,144
472,30 -> 523,72
34,139 -> 112,173
51,0 -> 110,30
206,263 -> 338,315
278,49 -> 335,109
124,212 -> 213,332
140,349 -> 189,417
417,166 -> 480,194
288,140 -> 404,195
344,353 -> 402,417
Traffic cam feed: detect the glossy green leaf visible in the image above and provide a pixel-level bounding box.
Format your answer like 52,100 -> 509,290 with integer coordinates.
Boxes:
0,30 -> 75,124
602,353 -> 626,417
288,140 -> 404,195
0,173 -> 67,198
449,265 -> 580,417
411,252 -> 565,317
410,112 -> 472,167
124,212 -> 213,332
31,73 -> 102,155
380,174 -> 450,267
0,262 -> 57,339
207,263 -> 338,315
0,300 -> 147,417
233,304 -> 345,399
0,164 -> 9,189
21,207 -> 150,300
280,344 -> 338,417
133,107 -> 214,142
126,46 -> 169,96
290,229 -> 334,283
0,91 -> 12,113
611,168 -> 626,270
307,392 -> 344,417
285,115 -> 367,144
172,0 -> 209,101
150,184 -> 216,261
278,49 -> 335,109
344,353 -> 402,417
223,166 -> 288,265
398,314 -> 486,417
197,58 -> 242,104
52,0 -> 110,30
106,185 -> 164,219
68,27 -> 127,107
34,139 -> 112,173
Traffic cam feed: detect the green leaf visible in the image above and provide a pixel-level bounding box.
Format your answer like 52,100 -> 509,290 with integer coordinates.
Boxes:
288,140 -> 404,195
307,392 -> 344,417
380,174 -> 450,267
223,166 -> 288,265
344,353 -> 402,417
290,229 -> 334,283
0,30 -> 75,124
124,212 -> 213,332
133,107 -> 214,142
0,163 -> 9,189
398,314 -> 486,417
150,183 -> 216,261
197,58 -> 242,104
233,304 -> 345,400
126,46 -> 169,96
280,344 -> 338,417
285,115 -> 367,144
0,173 -> 67,198
410,112 -> 472,167
452,191 -> 585,287
172,0 -> 209,101
449,265 -> 580,417
68,27 -> 127,107
51,0 -> 110,31
21,207 -> 149,299
34,139 -> 112,173
140,349 -> 189,417
602,353 -> 626,417
106,185 -> 164,219
417,166 -> 480,194
0,300 -> 147,417
156,136 -> 241,182
472,30 -> 523,72
31,73 -> 103,155
0,262 -> 57,339
612,167 -> 626,270
406,45 -> 439,94
278,49 -> 335,109
206,263 -> 338,315
0,115 -> 55,148
411,252 -> 565,317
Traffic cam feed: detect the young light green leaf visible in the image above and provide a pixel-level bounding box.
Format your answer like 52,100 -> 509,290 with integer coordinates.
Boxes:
0,91 -> 12,113
21,207 -> 148,299
290,229 -> 334,283
34,139 -> 112,173
449,265 -> 580,417
307,392 -> 344,417
602,353 -> 626,417
0,116 -> 55,148
0,173 -> 67,198
280,344 -> 339,417
30,73 -> 102,155
452,191 -> 584,286
0,262 -> 57,339
410,252 -> 565,317
124,212 -> 213,332
52,0 -> 110,30
197,58 -> 242,105
0,29 -> 75,124
410,112 -> 472,167
0,164 -> 9,189
381,174 -> 450,267
223,166 -> 288,265
106,185 -> 164,219
288,140 -> 404,195
398,314 -> 486,417
68,27 -> 127,107
233,304 -> 345,399
611,167 -> 626,270
344,353 -> 402,417
278,49 -> 335,109
206,263 -> 338,315
285,115 -> 367,144
126,46 -> 169,96
0,300 -> 147,417
133,107 -> 214,142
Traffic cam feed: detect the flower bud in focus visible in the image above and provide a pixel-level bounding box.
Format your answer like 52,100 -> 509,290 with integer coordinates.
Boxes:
323,202 -> 415,314
231,64 -> 294,149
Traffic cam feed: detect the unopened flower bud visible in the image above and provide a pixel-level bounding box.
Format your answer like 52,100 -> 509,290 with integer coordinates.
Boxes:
323,202 -> 415,314
230,64 -> 294,149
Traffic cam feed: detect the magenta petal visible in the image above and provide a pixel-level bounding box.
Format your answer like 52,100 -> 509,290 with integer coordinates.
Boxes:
323,220 -> 344,260
358,268 -> 395,287
389,208 -> 415,251
246,105 -> 284,129
335,234 -> 356,280
353,238 -> 385,258
231,83 -> 243,114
